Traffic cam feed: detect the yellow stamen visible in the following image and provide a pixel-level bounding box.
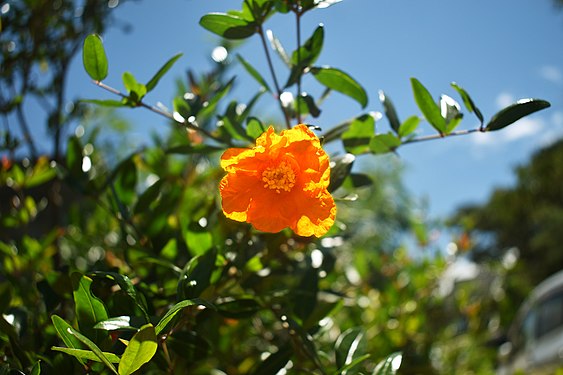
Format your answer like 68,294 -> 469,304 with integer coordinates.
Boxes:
262,160 -> 296,193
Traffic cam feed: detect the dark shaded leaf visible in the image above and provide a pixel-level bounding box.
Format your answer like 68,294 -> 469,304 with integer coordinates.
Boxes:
177,249 -> 217,300
146,53 -> 183,92
251,343 -> 292,375
410,78 -> 446,134
451,82 -> 484,125
199,13 -> 256,40
328,153 -> 355,192
349,173 -> 372,188
296,93 -> 321,118
112,157 -> 137,207
217,298 -> 262,319
291,25 -> 324,68
335,327 -> 367,372
311,67 -> 368,108
155,298 -> 215,335
83,34 -> 108,81
378,90 -> 401,133
486,98 -> 550,132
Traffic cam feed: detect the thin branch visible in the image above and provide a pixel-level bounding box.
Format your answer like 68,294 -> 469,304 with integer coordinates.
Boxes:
257,26 -> 292,129
15,103 -> 39,160
92,80 -> 226,144
402,128 -> 483,145
295,7 -> 302,124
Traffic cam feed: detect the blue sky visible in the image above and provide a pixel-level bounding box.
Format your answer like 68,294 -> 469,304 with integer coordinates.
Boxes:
22,0 -> 563,218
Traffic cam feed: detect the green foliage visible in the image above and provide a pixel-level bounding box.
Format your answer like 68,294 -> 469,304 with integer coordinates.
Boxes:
0,0 -> 554,374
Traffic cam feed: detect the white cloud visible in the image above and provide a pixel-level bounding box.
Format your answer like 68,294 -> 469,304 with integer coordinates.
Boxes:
495,92 -> 514,109
539,65 -> 563,85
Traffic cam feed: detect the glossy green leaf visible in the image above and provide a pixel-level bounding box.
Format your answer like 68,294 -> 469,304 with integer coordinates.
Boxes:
311,67 -> 368,108
410,78 -> 446,134
372,352 -> 402,375
333,354 -> 371,375
237,54 -> 271,92
61,321 -> 118,374
51,315 -> 85,365
486,98 -> 551,132
155,298 -> 214,335
52,347 -> 120,364
450,82 -> 484,125
398,116 -> 420,139
93,316 -> 139,331
440,94 -> 463,134
146,53 -> 183,92
342,113 -> 376,154
83,34 -> 108,81
291,25 -> 324,68
328,153 -> 355,192
378,90 -> 401,133
369,133 -> 401,154
199,13 -> 256,40
122,72 -> 147,104
335,327 -> 367,372
118,324 -> 157,375
246,117 -> 265,139
71,273 -> 109,342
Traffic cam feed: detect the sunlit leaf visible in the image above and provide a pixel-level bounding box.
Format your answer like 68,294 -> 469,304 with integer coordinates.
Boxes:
81,99 -> 125,107
342,113 -> 376,154
52,347 -> 120,364
485,98 -> 550,132
378,90 -> 401,134
335,327 -> 367,373
122,72 -> 147,104
369,133 -> 401,154
291,25 -> 324,68
311,67 -> 368,108
246,117 -> 265,139
51,315 -> 85,365
267,29 -> 291,66
410,78 -> 446,134
398,116 -> 420,139
146,53 -> 183,92
83,34 -> 108,81
236,54 -> 271,92
440,94 -> 463,134
372,352 -> 402,375
93,316 -> 139,331
199,13 -> 256,39
71,273 -> 109,343
118,324 -> 157,375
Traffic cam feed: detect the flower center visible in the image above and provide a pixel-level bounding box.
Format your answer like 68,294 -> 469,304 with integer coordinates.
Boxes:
262,160 -> 296,194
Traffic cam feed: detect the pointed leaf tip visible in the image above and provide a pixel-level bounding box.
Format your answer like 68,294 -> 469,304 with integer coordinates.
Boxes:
486,98 -> 551,132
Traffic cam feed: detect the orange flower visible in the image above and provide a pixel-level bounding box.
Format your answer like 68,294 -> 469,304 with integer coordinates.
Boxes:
219,124 -> 336,237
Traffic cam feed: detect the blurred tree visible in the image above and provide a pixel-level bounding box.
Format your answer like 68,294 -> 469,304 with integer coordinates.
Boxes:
452,138 -> 563,292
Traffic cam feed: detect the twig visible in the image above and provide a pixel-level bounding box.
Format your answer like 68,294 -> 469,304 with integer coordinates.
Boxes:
295,6 -> 302,124
402,128 -> 483,145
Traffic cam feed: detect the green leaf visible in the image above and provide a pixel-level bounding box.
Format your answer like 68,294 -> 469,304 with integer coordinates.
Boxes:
486,98 -> 551,132
335,327 -> 367,373
410,78 -> 446,134
122,72 -> 147,104
378,90 -> 401,134
30,361 -> 41,375
328,153 -> 355,192
199,13 -> 256,40
155,298 -> 214,335
118,324 -> 157,375
296,93 -> 321,118
67,324 -> 118,374
51,315 -> 85,365
311,67 -> 368,108
112,157 -> 137,207
291,25 -> 324,68
90,272 -> 149,322
450,82 -> 484,125
185,222 -> 213,256
440,94 -> 463,134
52,347 -> 120,364
372,352 -> 402,375
369,133 -> 401,154
197,77 -> 235,121
246,117 -> 266,139
83,34 -> 108,81
342,113 -> 376,154
251,343 -> 292,375
146,53 -> 183,92
71,273 -> 109,343
237,54 -> 271,92
93,316 -> 140,331
177,249 -> 217,300
24,158 -> 56,188
398,116 -> 420,139
333,354 -> 371,375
